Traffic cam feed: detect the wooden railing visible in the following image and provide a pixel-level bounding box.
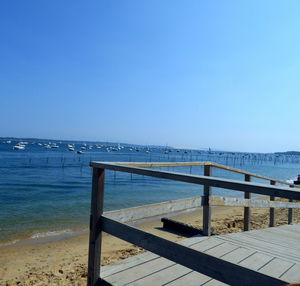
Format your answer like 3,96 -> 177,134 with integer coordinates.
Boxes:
87,161 -> 300,286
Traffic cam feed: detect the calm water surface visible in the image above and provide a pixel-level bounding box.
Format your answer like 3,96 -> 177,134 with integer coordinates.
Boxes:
0,139 -> 299,244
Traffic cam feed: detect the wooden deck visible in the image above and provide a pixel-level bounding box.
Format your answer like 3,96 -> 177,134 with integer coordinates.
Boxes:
102,224 -> 300,285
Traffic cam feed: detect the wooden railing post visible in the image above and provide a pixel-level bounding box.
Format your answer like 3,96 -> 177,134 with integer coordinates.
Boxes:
87,168 -> 105,286
243,174 -> 251,231
203,165 -> 211,236
288,185 -> 294,224
269,181 -> 276,227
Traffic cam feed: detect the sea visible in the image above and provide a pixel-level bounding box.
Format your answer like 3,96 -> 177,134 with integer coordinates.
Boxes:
0,138 -> 299,245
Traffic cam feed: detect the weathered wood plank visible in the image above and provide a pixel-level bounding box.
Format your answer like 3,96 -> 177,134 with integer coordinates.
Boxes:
100,216 -> 286,286
280,264 -> 300,283
209,196 -> 300,209
259,258 -> 294,278
164,271 -> 211,286
281,223 -> 300,232
120,161 -> 296,188
244,174 -> 251,231
121,161 -> 210,168
219,234 -> 300,263
190,238 -> 225,253
87,168 -> 105,286
105,256 -> 176,285
209,162 -> 295,187
275,224 -> 300,234
259,227 -> 300,242
102,236 -> 209,280
101,235 -> 208,278
244,230 -> 300,251
221,247 -> 256,264
204,242 -> 240,257
128,263 -> 191,286
104,196 -> 203,224
115,239 -> 246,285
203,280 -> 227,286
203,165 -> 212,236
269,180 -> 276,227
90,162 -> 300,200
101,252 -> 158,278
288,199 -> 294,224
239,252 -> 273,270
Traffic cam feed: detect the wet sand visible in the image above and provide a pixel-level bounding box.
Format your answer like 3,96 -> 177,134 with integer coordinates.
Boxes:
1,205 -> 299,286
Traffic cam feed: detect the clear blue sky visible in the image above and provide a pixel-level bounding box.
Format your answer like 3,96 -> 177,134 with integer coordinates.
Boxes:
1,1 -> 299,152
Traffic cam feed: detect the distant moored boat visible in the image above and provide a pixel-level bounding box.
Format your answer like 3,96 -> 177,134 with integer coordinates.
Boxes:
13,144 -> 25,150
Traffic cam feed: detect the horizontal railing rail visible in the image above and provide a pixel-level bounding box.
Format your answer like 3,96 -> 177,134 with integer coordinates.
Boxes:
96,161 -> 299,188
90,162 -> 299,199
87,161 -> 300,286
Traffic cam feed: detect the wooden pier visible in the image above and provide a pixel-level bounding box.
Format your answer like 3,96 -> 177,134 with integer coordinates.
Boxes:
101,224 -> 300,285
87,161 -> 300,286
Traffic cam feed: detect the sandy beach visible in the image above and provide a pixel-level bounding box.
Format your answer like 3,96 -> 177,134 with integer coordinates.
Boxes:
1,205 -> 299,286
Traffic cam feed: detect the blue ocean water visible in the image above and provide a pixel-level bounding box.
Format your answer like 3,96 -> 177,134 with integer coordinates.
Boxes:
0,139 -> 299,244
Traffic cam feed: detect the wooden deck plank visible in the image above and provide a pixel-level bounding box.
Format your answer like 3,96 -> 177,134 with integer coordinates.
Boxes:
189,238 -> 225,252
251,227 -> 300,245
280,264 -> 300,283
103,236 -> 211,285
246,226 -> 300,242
204,242 -> 240,257
102,225 -> 300,285
105,258 -> 176,285
259,258 -> 294,278
238,252 -> 274,270
275,224 -> 300,233
102,252 -> 158,278
201,279 -> 227,286
243,231 -> 300,251
220,247 -> 255,264
218,233 -> 300,263
164,271 -> 211,286
102,235 -> 208,279
128,264 -> 192,286
164,245 -> 257,286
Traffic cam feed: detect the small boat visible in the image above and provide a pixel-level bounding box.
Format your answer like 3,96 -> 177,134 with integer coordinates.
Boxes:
13,145 -> 25,150
68,147 -> 75,151
77,150 -> 83,154
294,175 -> 300,185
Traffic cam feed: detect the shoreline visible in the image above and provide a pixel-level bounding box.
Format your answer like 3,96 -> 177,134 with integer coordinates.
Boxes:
0,195 -> 270,248
2,205 -> 299,286
0,229 -> 89,248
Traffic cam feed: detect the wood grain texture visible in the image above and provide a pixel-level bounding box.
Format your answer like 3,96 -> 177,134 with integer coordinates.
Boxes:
87,168 -> 105,286
270,180 -> 276,227
100,216 -> 286,286
203,165 -> 212,236
90,162 -> 300,200
209,196 -> 300,208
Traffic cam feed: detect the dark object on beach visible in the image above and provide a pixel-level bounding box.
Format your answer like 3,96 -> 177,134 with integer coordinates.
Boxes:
161,217 -> 203,236
294,174 -> 300,185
